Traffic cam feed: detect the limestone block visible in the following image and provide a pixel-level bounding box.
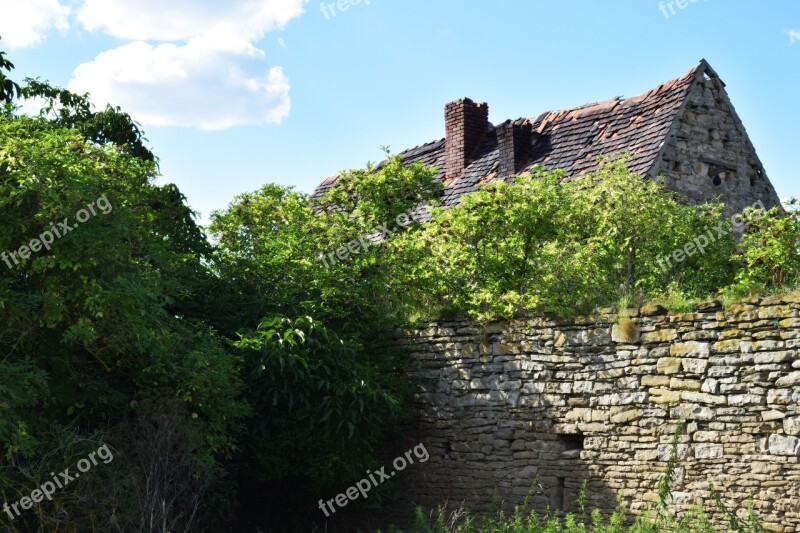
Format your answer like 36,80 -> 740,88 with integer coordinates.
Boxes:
768,434 -> 800,456
694,444 -> 723,459
649,389 -> 682,404
642,375 -> 671,387
672,404 -> 715,421
682,358 -> 709,375
783,417 -> 800,436
776,372 -> 800,387
755,351 -> 793,364
680,391 -> 726,405
670,342 -> 710,358
657,358 -> 682,375
670,378 -> 702,391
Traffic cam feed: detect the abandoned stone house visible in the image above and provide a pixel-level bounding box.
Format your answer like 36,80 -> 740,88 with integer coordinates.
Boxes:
392,298 -> 800,531
312,61 -> 799,530
313,59 -> 781,217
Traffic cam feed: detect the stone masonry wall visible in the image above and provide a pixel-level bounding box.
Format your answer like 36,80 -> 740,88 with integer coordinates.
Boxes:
656,75 -> 782,218
395,295 -> 800,531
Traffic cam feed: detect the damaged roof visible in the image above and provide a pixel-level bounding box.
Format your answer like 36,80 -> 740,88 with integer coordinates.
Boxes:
312,60 -> 714,208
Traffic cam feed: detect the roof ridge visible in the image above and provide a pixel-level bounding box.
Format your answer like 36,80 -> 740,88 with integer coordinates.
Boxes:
530,61 -> 711,123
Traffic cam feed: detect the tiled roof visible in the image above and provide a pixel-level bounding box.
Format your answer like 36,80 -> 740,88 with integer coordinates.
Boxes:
311,61 -> 709,209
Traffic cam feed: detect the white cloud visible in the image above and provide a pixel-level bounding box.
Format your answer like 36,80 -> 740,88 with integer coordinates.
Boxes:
789,30 -> 800,44
78,0 -> 305,46
68,0 -> 305,129
68,40 -> 291,130
0,0 -> 70,48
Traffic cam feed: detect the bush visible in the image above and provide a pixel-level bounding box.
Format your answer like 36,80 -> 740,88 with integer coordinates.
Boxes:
392,157 -> 737,319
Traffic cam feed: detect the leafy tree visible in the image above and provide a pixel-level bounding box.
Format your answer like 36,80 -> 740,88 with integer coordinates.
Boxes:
570,156 -> 736,307
0,104 -> 244,530
390,167 -> 575,318
727,199 -> 799,294
209,152 -> 441,337
393,158 -> 737,319
209,154 -> 438,529
1,38 -> 153,161
20,78 -> 155,162
0,46 -> 20,103
232,316 -> 410,529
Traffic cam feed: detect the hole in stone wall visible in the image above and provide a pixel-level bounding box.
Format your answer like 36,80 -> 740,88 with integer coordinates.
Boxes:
712,175 -> 722,186
558,434 -> 585,452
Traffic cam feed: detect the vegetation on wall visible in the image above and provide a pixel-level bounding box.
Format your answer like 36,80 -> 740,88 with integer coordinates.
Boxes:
389,158 -> 740,320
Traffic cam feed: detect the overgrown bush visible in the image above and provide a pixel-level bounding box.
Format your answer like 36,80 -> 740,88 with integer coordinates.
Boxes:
391,157 -> 738,319
726,198 -> 800,296
0,59 -> 245,531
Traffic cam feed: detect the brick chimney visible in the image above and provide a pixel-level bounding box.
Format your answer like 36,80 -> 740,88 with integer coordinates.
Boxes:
445,98 -> 489,181
497,119 -> 533,179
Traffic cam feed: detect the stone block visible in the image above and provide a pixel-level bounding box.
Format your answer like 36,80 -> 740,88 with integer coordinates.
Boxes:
672,404 -> 715,421
755,351 -> 793,364
784,417 -> 800,436
701,378 -> 720,393
682,358 -> 709,375
641,375 -> 671,387
642,329 -> 678,343
657,443 -> 689,461
712,340 -> 742,353
670,341 -> 710,358
728,394 -> 761,407
670,378 -> 702,391
657,358 -> 682,375
767,389 -> 792,405
680,391 -> 726,405
768,434 -> 800,456
694,444 -> 723,459
775,372 -> 800,387
611,409 -> 642,424
649,389 -> 682,404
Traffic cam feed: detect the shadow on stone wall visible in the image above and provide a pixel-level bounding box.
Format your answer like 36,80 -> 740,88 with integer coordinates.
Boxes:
318,297 -> 800,531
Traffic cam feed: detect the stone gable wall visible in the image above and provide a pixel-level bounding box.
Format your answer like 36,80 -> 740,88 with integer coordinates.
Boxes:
396,295 -> 800,531
656,76 -> 782,218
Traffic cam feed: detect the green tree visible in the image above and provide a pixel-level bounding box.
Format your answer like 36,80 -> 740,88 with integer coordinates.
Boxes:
0,104 -> 244,531
209,152 -> 441,337
0,46 -> 20,103
394,158 -> 737,319
208,153 -> 439,529
727,199 -> 799,295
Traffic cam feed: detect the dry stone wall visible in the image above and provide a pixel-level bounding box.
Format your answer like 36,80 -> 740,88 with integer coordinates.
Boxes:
396,295 -> 800,531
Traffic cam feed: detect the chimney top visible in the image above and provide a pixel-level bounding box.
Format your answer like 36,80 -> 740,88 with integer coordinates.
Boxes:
445,98 -> 489,182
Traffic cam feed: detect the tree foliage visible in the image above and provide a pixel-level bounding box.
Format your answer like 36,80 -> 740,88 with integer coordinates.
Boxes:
391,157 -> 737,319
728,199 -> 800,294
0,88 -> 244,531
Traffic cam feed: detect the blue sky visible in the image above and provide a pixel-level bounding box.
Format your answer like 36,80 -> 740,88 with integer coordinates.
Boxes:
1,0 -> 798,225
